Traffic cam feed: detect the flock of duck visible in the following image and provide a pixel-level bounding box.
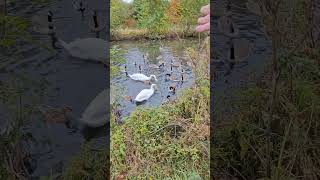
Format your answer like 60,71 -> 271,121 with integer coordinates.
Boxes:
32,0 -> 109,129
122,46 -> 188,104
32,0 -> 107,63
214,0 -> 266,75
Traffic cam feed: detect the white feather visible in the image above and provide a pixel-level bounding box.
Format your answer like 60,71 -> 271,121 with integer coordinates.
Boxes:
59,38 -> 107,63
79,89 -> 109,127
128,73 -> 157,82
135,84 -> 157,102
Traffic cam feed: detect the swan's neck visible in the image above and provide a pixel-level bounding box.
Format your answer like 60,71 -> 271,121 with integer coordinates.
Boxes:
226,0 -> 231,11
230,43 -> 235,60
93,14 -> 98,28
79,2 -> 85,11
230,23 -> 234,33
59,39 -> 70,50
48,14 -> 52,23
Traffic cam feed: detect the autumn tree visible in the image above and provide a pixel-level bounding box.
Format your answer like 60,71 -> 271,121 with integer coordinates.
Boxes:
166,0 -> 182,24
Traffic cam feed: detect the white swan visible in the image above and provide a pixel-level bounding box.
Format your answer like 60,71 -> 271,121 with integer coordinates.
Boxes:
59,38 -> 107,63
31,11 -> 55,34
79,89 -> 109,128
88,10 -> 106,32
128,73 -> 157,82
135,84 -> 157,102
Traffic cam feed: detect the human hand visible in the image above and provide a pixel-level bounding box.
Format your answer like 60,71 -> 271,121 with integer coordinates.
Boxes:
196,4 -> 210,32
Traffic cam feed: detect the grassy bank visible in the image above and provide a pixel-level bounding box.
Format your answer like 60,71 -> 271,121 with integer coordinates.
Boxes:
61,144 -> 109,180
110,27 -> 208,41
0,74 -> 48,179
110,37 -> 210,179
211,0 -> 320,179
212,49 -> 320,179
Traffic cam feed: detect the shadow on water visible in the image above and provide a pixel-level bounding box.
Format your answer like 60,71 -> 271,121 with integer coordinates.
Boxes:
111,40 -> 197,122
1,0 -> 108,178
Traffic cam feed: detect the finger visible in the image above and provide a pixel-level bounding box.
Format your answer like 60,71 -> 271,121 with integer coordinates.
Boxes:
195,23 -> 210,32
198,14 -> 210,24
200,4 -> 210,15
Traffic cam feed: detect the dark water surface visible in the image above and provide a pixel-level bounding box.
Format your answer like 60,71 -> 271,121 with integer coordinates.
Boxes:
2,0 -> 108,178
212,0 -> 272,113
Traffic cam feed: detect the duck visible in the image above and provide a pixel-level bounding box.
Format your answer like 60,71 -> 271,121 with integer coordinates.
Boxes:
169,86 -> 176,94
162,95 -> 171,104
229,42 -> 235,62
159,60 -> 165,65
165,73 -> 171,81
169,65 -> 174,74
31,11 -> 55,34
73,0 -> 86,16
59,38 -> 107,63
38,105 -> 73,125
143,53 -> 149,62
171,58 -> 182,67
166,74 -> 178,81
79,89 -> 109,127
180,67 -> 185,74
159,45 -> 165,52
128,73 -> 157,82
120,65 -> 127,73
88,10 -> 106,32
227,38 -> 252,63
149,62 -> 165,69
112,108 -> 122,124
134,84 -> 157,102
217,15 -> 239,37
123,95 -> 133,102
181,74 -> 185,82
149,64 -> 161,69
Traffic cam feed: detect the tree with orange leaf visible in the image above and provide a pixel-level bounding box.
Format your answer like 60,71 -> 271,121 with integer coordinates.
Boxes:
166,0 -> 182,24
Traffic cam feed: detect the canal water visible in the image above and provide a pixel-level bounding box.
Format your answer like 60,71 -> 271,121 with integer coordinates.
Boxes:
211,0 -> 272,114
111,39 -> 197,121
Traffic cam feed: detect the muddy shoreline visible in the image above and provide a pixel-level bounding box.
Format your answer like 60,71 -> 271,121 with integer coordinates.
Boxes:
110,29 -> 209,41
